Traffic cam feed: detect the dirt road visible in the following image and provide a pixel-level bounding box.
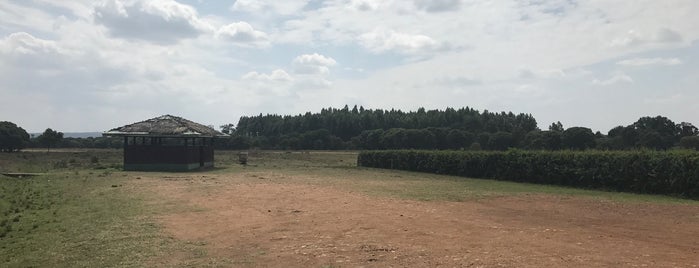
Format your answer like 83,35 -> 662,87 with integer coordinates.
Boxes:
139,173 -> 699,267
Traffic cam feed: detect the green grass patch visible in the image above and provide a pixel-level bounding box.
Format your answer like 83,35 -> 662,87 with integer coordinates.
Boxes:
0,171 -> 175,267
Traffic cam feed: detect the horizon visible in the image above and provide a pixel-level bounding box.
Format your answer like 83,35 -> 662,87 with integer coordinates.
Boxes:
1,1 -> 698,133
22,105 -> 696,136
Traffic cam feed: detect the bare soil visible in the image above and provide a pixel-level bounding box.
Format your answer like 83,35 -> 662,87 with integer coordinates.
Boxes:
137,173 -> 699,267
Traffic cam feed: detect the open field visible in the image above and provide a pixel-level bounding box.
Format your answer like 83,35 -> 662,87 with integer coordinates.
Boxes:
1,150 -> 698,267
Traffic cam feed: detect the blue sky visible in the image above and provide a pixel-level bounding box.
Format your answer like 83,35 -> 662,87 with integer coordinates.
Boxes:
1,0 -> 698,133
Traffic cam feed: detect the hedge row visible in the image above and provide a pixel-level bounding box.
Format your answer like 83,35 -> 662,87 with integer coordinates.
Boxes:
357,150 -> 699,199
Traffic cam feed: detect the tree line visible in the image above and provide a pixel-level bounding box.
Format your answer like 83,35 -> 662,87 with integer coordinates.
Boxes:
217,105 -> 699,151
2,105 -> 698,152
0,123 -> 121,152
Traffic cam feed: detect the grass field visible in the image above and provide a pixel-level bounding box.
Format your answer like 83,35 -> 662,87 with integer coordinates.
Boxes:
1,149 -> 697,267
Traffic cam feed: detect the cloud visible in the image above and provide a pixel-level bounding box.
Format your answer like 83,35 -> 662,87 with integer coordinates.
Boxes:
0,32 -> 81,72
655,28 -> 683,43
610,28 -> 683,48
518,68 -> 567,79
431,75 -> 481,87
0,32 -> 63,57
616,57 -> 682,67
93,0 -> 211,44
592,73 -> 633,86
0,31 -> 138,101
292,53 -> 337,75
216,22 -> 270,47
413,0 -> 462,12
231,0 -> 310,15
242,69 -> 292,81
348,0 -> 381,11
358,28 -> 443,54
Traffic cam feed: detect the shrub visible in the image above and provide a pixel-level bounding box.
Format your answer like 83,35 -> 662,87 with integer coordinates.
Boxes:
52,160 -> 68,169
357,150 -> 699,199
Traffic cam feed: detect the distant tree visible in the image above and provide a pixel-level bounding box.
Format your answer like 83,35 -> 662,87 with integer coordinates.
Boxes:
446,129 -> 472,149
632,116 -> 678,149
488,131 -> 514,151
595,137 -> 624,150
633,116 -> 678,137
636,130 -> 664,150
548,121 -> 564,132
220,124 -> 235,135
679,136 -> 699,150
468,142 -> 482,151
37,128 -> 64,152
476,132 -> 491,149
677,122 -> 698,137
0,121 -> 30,152
608,125 -> 639,148
594,131 -> 604,138
607,126 -> 625,137
561,127 -> 595,150
523,130 -> 561,150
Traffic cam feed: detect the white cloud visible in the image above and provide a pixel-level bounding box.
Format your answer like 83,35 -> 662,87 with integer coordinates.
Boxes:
610,28 -> 683,48
231,0 -> 265,12
358,28 -> 441,54
216,22 -> 270,47
242,69 -> 292,81
231,0 -> 310,15
592,73 -> 633,86
518,68 -> 567,79
413,0 -> 462,12
348,0 -> 381,11
93,0 -> 212,44
292,53 -> 337,75
616,57 -> 682,67
0,32 -> 63,56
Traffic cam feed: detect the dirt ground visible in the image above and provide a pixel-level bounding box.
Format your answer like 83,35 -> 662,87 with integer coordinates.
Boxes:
137,173 -> 699,268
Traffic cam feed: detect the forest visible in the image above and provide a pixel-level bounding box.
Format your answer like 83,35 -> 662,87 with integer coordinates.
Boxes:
219,105 -> 699,151
2,105 -> 699,151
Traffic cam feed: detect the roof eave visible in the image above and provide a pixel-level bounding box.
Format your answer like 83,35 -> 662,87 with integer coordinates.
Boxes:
103,131 -> 229,138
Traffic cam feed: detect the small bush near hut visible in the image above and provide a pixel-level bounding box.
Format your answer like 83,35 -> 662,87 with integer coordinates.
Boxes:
357,150 -> 699,199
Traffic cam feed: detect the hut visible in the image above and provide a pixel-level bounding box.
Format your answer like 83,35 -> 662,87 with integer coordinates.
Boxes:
103,115 -> 227,171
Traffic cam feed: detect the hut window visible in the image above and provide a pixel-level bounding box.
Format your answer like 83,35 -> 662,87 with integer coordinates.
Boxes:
161,137 -> 185,146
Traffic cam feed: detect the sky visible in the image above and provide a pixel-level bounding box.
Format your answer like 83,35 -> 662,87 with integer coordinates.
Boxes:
1,0 -> 698,133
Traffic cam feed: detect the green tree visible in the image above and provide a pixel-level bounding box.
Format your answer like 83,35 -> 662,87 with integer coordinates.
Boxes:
37,128 -> 64,152
0,121 -> 30,152
548,121 -> 564,132
523,130 -> 561,150
488,131 -> 514,151
632,116 -> 678,149
561,127 -> 595,150
679,136 -> 699,150
677,122 -> 698,137
636,130 -> 663,150
219,124 -> 235,135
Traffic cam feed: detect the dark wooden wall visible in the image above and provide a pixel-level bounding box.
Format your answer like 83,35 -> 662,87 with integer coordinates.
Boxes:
124,145 -> 213,165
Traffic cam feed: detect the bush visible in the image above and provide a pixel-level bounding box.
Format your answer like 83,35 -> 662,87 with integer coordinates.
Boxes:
679,136 -> 699,150
52,160 -> 68,169
357,150 -> 699,199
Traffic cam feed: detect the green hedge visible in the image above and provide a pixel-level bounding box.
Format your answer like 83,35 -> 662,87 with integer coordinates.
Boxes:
357,150 -> 699,199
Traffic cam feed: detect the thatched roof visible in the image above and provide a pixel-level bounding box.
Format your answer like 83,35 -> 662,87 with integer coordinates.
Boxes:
103,115 -> 227,137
